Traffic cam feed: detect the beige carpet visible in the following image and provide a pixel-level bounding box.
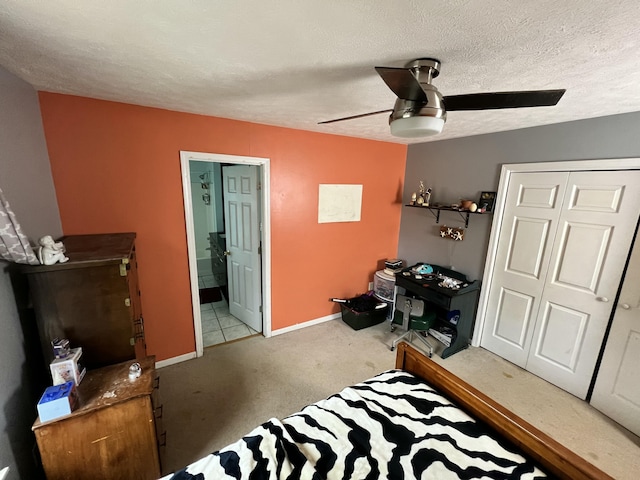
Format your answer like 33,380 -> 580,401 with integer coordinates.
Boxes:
158,319 -> 640,479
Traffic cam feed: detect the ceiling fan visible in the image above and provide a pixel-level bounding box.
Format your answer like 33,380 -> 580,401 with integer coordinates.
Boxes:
319,58 -> 566,138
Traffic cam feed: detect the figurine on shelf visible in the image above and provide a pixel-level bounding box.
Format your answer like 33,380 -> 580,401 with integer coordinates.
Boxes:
37,235 -> 69,265
410,192 -> 417,205
423,187 -> 432,206
418,181 -> 432,206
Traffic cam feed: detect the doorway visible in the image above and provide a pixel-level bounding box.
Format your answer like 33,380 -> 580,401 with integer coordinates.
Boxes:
180,151 -> 272,357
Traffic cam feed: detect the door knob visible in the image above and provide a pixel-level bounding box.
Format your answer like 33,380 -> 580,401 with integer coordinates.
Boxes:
620,303 -> 631,310
596,296 -> 609,303
223,250 -> 231,256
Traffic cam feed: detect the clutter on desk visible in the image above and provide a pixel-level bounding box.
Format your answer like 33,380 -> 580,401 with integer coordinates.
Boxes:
400,264 -> 473,292
404,265 -> 464,289
411,263 -> 434,275
37,381 -> 78,422
438,275 -> 464,289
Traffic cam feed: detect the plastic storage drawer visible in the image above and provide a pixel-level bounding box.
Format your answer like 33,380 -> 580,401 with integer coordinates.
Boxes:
373,270 -> 395,301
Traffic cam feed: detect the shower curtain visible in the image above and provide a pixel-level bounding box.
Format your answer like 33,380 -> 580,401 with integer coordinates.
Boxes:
0,186 -> 39,265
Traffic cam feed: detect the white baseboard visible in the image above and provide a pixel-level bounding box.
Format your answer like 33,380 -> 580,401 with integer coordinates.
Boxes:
156,314 -> 340,366
271,313 -> 341,336
155,351 -> 197,369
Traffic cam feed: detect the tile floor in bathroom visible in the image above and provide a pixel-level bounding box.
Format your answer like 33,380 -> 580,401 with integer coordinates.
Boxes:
199,274 -> 259,348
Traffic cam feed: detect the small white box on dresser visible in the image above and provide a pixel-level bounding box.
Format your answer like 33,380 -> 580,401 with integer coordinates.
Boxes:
50,347 -> 86,386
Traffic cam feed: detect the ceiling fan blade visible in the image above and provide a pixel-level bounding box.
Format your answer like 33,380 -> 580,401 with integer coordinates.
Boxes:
443,89 -> 566,111
318,109 -> 392,125
375,67 -> 427,102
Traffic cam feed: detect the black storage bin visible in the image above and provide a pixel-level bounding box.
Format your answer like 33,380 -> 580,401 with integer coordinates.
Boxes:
339,294 -> 388,330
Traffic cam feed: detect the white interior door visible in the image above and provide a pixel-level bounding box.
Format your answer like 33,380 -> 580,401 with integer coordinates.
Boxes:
590,231 -> 640,435
481,172 -> 569,367
223,165 -> 262,332
482,170 -> 640,398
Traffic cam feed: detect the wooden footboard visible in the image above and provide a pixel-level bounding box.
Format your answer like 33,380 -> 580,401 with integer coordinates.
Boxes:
395,343 -> 612,480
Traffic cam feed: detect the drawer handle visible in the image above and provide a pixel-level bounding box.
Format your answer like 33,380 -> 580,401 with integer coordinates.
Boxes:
153,376 -> 160,390
155,404 -> 163,419
158,431 -> 167,447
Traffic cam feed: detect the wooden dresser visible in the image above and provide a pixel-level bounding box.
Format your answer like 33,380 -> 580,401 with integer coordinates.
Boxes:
23,232 -> 146,369
32,356 -> 163,480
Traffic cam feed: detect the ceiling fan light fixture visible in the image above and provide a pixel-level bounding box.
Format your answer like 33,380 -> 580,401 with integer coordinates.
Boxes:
318,57 -> 565,137
390,115 -> 445,138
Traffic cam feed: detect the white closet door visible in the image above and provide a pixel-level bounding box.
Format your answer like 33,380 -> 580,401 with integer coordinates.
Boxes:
480,172 -> 568,367
590,231 -> 640,435
525,171 -> 640,398
482,169 -> 640,399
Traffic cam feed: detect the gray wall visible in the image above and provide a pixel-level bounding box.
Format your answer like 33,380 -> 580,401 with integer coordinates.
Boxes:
399,112 -> 640,282
0,66 -> 62,479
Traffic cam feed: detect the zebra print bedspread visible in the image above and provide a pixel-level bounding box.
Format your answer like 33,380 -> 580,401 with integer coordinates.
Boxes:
161,370 -> 546,479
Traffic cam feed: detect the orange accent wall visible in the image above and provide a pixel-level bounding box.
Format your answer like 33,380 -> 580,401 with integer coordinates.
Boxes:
38,93 -> 406,362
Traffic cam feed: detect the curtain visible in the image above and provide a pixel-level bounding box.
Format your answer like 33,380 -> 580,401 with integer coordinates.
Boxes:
0,186 -> 39,265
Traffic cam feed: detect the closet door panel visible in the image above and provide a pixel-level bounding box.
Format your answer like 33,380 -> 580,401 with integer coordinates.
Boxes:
480,172 -> 569,367
526,170 -> 640,398
533,301 -> 589,371
493,288 -> 535,348
591,230 -> 640,435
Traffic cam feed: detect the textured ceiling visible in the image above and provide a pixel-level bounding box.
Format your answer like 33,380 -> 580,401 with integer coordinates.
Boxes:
1,1 -> 639,144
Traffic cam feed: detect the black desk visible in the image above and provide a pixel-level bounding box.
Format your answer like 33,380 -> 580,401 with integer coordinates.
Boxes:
395,264 -> 480,359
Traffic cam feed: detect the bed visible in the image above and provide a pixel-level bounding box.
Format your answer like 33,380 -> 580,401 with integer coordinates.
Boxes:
161,342 -> 611,479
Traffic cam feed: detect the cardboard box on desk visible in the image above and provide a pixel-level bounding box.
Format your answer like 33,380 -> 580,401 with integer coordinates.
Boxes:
37,381 -> 78,422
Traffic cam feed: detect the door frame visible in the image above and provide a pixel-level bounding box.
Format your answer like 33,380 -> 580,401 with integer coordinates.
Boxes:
180,150 -> 272,357
473,157 -> 640,347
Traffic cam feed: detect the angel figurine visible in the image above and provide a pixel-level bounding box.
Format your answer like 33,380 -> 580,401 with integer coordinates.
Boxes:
37,235 -> 69,265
